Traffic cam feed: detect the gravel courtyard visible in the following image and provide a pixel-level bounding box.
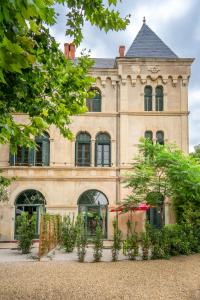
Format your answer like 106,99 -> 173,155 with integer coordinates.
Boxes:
0,254 -> 200,300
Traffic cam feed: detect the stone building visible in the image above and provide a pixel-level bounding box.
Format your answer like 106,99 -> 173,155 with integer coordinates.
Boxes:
0,20 -> 194,241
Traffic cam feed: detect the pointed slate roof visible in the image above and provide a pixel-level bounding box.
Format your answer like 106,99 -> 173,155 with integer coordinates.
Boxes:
125,23 -> 178,58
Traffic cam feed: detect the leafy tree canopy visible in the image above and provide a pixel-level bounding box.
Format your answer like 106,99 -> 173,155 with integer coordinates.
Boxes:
0,0 -> 129,151
124,139 -> 200,223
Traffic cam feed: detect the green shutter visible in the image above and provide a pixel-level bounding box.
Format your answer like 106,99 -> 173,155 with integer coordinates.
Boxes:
9,152 -> 15,166
28,148 -> 35,165
42,140 -> 50,166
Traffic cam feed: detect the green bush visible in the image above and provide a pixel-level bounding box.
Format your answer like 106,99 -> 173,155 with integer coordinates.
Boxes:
123,233 -> 139,260
112,219 -> 122,262
123,220 -> 139,260
61,215 -> 77,253
163,224 -> 191,256
140,231 -> 151,260
93,218 -> 103,262
76,215 -> 88,262
146,223 -> 170,259
16,212 -> 36,254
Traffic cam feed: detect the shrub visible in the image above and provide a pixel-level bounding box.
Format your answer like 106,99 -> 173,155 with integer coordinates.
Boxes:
123,220 -> 139,260
76,215 -> 87,262
140,231 -> 151,260
146,223 -> 170,259
163,224 -> 191,256
112,219 -> 122,261
61,215 -> 77,253
16,212 -> 36,254
93,218 -> 103,262
123,233 -> 139,260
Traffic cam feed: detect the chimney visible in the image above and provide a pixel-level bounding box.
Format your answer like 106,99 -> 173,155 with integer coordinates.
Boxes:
64,43 -> 75,60
119,45 -> 125,57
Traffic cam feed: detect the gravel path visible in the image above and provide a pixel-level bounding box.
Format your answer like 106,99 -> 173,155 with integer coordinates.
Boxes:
0,254 -> 200,300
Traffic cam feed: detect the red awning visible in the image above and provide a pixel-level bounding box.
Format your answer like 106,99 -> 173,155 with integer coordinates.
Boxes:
110,203 -> 151,213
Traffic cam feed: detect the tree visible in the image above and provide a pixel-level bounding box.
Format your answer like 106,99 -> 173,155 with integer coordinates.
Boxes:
0,170 -> 11,201
0,0 -> 130,194
0,0 -> 129,150
190,144 -> 200,162
124,139 -> 200,224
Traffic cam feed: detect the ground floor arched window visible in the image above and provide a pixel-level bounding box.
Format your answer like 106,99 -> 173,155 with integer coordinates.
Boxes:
15,189 -> 46,238
78,190 -> 108,238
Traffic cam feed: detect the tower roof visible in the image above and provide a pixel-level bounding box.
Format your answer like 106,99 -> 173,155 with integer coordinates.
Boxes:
125,23 -> 178,58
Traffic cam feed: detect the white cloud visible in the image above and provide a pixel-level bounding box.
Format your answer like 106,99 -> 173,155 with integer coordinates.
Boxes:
126,0 -> 197,39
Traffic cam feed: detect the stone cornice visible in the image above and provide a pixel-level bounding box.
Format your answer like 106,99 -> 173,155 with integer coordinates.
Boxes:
115,57 -> 194,64
4,176 -> 118,181
78,111 -> 189,117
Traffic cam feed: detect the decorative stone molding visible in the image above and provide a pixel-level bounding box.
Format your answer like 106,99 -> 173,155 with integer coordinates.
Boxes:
172,77 -> 178,87
182,76 -> 188,87
141,77 -> 147,84
101,80 -> 106,88
148,66 -> 160,73
131,65 -> 140,75
120,76 -> 127,86
111,80 -> 117,88
131,79 -> 137,86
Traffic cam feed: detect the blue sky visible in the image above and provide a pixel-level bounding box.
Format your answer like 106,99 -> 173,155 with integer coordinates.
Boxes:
50,0 -> 200,151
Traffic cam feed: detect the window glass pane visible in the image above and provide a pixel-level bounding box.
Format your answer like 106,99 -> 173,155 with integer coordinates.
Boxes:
16,146 -> 29,165
156,86 -> 164,111
96,133 -> 111,167
35,142 -> 43,166
145,131 -> 153,141
93,99 -> 101,112
79,190 -> 108,205
156,131 -> 164,145
103,145 -> 110,166
77,143 -> 90,166
144,86 -> 152,111
86,89 -> 101,112
97,144 -> 102,165
86,99 -> 92,112
84,144 -> 90,165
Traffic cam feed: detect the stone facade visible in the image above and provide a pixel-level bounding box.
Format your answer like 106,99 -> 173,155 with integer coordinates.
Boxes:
0,22 -> 194,241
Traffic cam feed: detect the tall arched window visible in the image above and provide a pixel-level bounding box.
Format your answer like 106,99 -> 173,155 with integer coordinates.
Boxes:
10,132 -> 50,166
86,88 -> 101,112
78,189 -> 108,237
156,131 -> 164,145
144,86 -> 152,111
95,133 -> 111,167
144,131 -> 153,142
15,189 -> 46,238
156,86 -> 164,111
75,132 -> 91,166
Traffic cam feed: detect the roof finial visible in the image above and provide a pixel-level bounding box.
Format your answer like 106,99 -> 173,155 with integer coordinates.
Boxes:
143,16 -> 146,24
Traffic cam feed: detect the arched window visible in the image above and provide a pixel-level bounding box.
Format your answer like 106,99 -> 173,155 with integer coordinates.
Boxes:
15,189 -> 46,238
86,88 -> 101,112
78,189 -> 108,237
75,132 -> 91,166
145,131 -> 153,142
144,86 -> 152,111
10,133 -> 50,166
95,133 -> 111,167
156,131 -> 164,145
156,86 -> 164,111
